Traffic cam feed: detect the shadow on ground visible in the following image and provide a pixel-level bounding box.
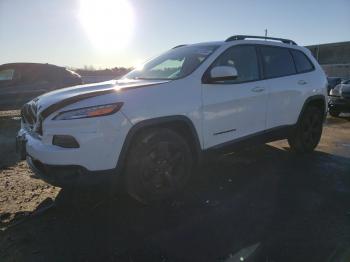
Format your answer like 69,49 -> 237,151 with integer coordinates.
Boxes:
0,144 -> 349,262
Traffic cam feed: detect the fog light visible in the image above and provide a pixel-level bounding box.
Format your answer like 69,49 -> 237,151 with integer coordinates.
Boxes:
52,135 -> 79,148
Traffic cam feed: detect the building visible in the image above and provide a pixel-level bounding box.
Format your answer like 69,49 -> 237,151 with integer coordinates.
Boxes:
306,41 -> 350,79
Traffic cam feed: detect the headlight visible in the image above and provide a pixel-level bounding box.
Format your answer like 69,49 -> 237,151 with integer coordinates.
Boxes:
53,103 -> 123,120
330,85 -> 342,97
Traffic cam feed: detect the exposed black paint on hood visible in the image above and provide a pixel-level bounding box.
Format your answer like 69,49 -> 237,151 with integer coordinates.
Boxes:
33,79 -> 169,119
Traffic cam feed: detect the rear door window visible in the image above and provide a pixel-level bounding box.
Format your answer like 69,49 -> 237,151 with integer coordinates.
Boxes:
291,50 -> 314,73
260,46 -> 296,79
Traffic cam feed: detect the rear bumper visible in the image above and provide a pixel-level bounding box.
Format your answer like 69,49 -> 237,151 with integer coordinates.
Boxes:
27,155 -> 118,188
328,97 -> 350,112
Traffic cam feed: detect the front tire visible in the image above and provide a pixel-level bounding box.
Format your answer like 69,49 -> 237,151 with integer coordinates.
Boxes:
288,106 -> 323,153
125,128 -> 193,204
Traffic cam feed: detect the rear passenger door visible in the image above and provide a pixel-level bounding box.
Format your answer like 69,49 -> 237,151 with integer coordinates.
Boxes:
259,46 -> 312,129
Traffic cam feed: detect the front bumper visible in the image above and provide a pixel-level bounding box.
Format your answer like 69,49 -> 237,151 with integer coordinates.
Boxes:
17,112 -> 132,186
328,96 -> 350,112
22,112 -> 131,170
26,155 -> 117,187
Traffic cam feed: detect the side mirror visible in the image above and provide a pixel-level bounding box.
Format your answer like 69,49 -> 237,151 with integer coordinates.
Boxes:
209,66 -> 238,82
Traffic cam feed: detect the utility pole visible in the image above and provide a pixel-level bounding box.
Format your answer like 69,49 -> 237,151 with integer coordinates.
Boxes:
264,29 -> 268,39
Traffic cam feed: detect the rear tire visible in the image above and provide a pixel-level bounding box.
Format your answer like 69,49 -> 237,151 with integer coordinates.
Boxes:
125,128 -> 193,204
329,109 -> 340,117
288,106 -> 323,153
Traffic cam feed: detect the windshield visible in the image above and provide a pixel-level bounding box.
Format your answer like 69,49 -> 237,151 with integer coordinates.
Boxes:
124,45 -> 219,80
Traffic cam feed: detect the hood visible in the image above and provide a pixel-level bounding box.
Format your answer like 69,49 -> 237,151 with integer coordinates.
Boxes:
33,78 -> 169,119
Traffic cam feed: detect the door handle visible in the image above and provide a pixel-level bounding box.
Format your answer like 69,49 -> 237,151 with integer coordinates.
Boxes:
298,80 -> 307,85
251,86 -> 265,92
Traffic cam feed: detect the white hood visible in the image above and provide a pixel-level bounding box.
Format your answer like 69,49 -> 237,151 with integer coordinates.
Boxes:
34,78 -> 169,116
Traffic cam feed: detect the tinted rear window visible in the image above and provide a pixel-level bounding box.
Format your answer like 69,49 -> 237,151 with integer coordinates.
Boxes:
260,46 -> 296,78
291,50 -> 314,73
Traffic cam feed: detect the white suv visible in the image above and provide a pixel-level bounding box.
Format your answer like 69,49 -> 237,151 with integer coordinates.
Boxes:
17,35 -> 328,203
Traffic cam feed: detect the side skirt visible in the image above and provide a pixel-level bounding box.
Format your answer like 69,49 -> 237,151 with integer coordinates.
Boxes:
203,125 -> 295,156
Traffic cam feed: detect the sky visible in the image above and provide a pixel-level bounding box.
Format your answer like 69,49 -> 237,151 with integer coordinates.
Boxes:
1,0 -> 349,69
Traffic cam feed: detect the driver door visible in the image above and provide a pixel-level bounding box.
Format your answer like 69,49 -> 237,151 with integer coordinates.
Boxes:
201,45 -> 269,148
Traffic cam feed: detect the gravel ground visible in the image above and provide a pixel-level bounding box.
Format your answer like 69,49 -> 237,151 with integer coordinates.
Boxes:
0,161 -> 59,225
0,111 -> 60,225
0,111 -> 349,262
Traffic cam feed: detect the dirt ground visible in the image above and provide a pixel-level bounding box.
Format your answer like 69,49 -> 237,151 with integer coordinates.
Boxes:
0,111 -> 349,262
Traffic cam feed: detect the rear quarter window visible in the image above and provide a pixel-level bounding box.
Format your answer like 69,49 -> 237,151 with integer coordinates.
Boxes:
291,50 -> 314,73
260,46 -> 296,79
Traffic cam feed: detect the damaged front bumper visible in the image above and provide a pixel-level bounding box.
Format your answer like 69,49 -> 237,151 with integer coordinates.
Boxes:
26,155 -> 117,188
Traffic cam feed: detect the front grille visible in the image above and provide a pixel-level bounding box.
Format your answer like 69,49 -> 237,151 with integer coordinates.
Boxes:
21,102 -> 42,135
35,118 -> 43,135
21,102 -> 37,125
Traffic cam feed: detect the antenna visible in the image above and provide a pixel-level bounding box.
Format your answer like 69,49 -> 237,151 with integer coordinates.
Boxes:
264,29 -> 268,40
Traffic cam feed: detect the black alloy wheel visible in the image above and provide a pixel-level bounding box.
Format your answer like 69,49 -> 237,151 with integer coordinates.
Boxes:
125,128 -> 193,204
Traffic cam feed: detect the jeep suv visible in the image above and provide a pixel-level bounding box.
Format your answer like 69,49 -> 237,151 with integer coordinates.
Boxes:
17,35 -> 328,203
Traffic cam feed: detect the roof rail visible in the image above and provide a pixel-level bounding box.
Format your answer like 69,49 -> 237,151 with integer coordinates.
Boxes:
225,35 -> 297,45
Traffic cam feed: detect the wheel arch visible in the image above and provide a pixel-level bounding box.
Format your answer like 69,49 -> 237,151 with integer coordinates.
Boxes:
298,95 -> 327,123
116,115 -> 202,172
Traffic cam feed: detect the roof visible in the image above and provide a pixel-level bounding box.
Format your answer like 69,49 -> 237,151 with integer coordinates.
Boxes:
0,62 -> 64,69
186,35 -> 298,48
187,40 -> 303,50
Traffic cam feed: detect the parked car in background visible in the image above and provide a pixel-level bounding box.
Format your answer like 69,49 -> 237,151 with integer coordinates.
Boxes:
329,79 -> 350,117
327,77 -> 342,94
0,63 -> 82,110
